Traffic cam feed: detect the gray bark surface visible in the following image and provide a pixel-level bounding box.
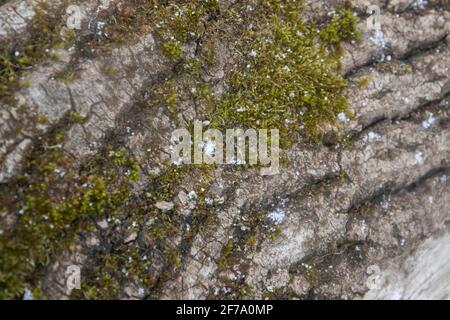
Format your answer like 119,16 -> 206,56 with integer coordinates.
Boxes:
0,0 -> 449,300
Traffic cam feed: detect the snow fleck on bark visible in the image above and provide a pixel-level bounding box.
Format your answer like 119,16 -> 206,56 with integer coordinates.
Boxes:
267,208 -> 285,225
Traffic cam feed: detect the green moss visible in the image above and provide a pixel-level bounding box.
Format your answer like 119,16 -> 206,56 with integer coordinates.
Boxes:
77,163 -> 216,299
101,1 -> 359,146
356,75 -> 373,89
319,9 -> 360,45
37,114 -> 48,125
162,41 -> 182,61
168,250 -> 182,269
151,0 -> 219,56
104,63 -> 118,77
0,1 -> 70,97
68,111 -> 86,124
376,61 -> 413,75
0,122 -> 140,298
17,80 -> 31,90
210,4 -> 359,144
217,239 -> 234,270
62,28 -> 76,45
215,207 -> 285,291
53,1 -> 357,146
54,66 -> 76,84
156,80 -> 179,118
268,227 -> 283,241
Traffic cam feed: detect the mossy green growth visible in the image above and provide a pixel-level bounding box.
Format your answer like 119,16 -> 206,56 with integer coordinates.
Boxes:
356,75 -> 373,89
211,5 -> 359,143
162,40 -> 182,61
217,239 -> 234,270
54,66 -> 76,84
151,0 -> 219,43
0,1 -> 71,97
103,63 -> 118,77
319,9 -> 360,45
79,0 -> 359,145
0,127 -> 139,299
37,114 -> 48,125
81,0 -> 218,61
78,164 -> 216,299
68,111 -> 87,124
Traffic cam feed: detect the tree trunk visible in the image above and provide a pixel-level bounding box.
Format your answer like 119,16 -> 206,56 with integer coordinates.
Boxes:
0,0 -> 449,300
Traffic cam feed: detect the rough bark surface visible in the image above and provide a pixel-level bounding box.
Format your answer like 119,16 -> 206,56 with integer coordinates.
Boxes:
0,0 -> 449,300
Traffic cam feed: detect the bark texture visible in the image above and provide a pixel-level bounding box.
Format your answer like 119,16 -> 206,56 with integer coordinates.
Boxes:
0,0 -> 449,300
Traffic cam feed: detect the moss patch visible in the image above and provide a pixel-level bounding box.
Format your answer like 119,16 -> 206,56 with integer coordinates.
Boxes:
0,1 -> 72,98
78,164 -> 217,299
211,5 -> 359,143
0,121 -> 139,299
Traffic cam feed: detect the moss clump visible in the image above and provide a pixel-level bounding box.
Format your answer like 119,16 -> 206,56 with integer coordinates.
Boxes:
54,66 -> 76,84
376,61 -> 413,75
37,114 -> 48,125
78,163 -> 216,299
217,239 -> 234,270
103,64 -> 118,77
211,5 -> 359,143
356,75 -> 373,89
162,41 -> 182,61
125,1 -> 359,146
151,0 -> 219,52
68,111 -> 86,124
0,1 -> 71,97
319,9 -> 360,45
0,124 -> 139,299
53,1 -> 358,145
155,80 -> 178,117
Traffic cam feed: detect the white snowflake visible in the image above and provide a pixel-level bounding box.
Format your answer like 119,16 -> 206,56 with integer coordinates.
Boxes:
96,21 -> 106,36
413,0 -> 428,9
188,191 -> 197,200
23,288 -> 33,300
421,113 -> 435,129
363,131 -> 382,143
370,29 -> 387,49
337,112 -> 348,123
415,151 -> 425,164
267,208 -> 285,225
